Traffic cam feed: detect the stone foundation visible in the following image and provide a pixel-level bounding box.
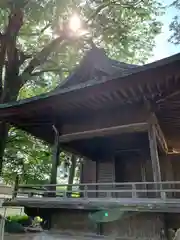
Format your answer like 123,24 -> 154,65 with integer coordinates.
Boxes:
103,213 -> 166,240
51,209 -> 167,240
51,209 -> 96,235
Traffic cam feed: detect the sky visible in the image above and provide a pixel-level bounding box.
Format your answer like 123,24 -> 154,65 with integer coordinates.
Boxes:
149,0 -> 180,62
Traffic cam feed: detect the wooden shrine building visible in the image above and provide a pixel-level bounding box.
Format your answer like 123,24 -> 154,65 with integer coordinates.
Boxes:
1,46 -> 180,239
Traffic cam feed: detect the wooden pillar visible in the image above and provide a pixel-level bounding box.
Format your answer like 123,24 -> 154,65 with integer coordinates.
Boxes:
148,124 -> 161,183
50,125 -> 60,185
81,158 -> 97,198
67,155 -> 76,193
80,158 -> 84,184
140,161 -> 148,197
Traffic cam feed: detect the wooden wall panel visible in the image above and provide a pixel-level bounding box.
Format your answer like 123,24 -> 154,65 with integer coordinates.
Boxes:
81,158 -> 97,197
169,154 -> 180,182
51,209 -> 96,234
103,213 -> 166,240
97,158 -> 115,197
143,159 -> 153,182
97,159 -> 115,183
81,158 -> 96,184
160,155 -> 174,181
125,160 -> 142,182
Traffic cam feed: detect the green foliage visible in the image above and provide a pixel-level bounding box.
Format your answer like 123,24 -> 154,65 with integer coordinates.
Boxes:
0,0 -> 163,183
3,128 -> 51,184
169,0 -> 180,44
82,0 -> 163,63
5,214 -> 31,233
7,214 -> 29,222
1,0 -> 164,92
5,221 -> 25,233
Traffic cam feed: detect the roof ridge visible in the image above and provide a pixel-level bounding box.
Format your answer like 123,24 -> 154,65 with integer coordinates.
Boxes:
54,46 -> 139,91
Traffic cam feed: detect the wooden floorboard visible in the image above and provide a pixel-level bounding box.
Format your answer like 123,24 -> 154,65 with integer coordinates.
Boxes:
3,197 -> 180,213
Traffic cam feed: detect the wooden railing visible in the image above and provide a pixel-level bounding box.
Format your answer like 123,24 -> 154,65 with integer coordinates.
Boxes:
12,181 -> 180,200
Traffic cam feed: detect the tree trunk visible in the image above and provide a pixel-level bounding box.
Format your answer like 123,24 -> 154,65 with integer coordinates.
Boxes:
0,101 -> 20,175
0,123 -> 9,174
0,75 -> 22,175
0,6 -> 23,176
67,155 -> 76,192
12,174 -> 19,199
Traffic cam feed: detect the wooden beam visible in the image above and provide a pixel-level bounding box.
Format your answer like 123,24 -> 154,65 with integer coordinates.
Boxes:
59,122 -> 148,143
148,124 -> 161,182
67,155 -> 77,192
141,162 -> 146,182
156,90 -> 180,104
150,113 -> 168,153
62,104 -> 148,134
154,127 -> 168,154
50,125 -> 61,185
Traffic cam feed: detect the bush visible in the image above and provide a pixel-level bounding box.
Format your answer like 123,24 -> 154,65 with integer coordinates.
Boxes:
7,214 -> 28,221
5,221 -> 25,233
5,214 -> 32,233
7,214 -> 32,227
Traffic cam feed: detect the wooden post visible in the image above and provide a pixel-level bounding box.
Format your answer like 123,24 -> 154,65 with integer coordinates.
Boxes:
79,158 -> 84,183
141,161 -> 147,197
67,155 -> 76,195
148,124 -> 162,196
148,124 -> 161,182
49,125 -> 60,196
141,162 -> 146,182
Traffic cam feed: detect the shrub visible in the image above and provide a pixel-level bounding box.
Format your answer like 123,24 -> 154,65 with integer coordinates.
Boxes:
7,214 -> 32,226
5,220 -> 25,233
5,214 -> 32,233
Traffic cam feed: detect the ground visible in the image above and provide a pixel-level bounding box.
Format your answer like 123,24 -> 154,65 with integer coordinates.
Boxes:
4,232 -> 106,240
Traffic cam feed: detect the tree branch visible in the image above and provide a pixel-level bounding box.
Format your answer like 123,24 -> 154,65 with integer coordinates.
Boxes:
20,22 -> 51,37
86,2 -> 113,23
18,50 -> 33,65
20,36 -> 64,83
1,7 -> 24,103
5,7 -> 23,67
20,0 -> 139,85
31,68 -> 63,76
87,0 -> 142,23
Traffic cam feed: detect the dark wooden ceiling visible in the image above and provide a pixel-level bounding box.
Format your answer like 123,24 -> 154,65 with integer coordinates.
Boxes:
64,132 -> 149,160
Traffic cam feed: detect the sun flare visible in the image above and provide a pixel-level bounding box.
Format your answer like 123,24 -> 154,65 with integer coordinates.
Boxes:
69,14 -> 81,32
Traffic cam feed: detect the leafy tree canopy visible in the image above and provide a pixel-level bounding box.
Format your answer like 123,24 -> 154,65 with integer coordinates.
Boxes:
3,128 -> 51,184
169,0 -> 180,44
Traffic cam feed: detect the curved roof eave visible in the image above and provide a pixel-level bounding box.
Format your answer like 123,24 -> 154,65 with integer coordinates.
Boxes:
0,52 -> 179,112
